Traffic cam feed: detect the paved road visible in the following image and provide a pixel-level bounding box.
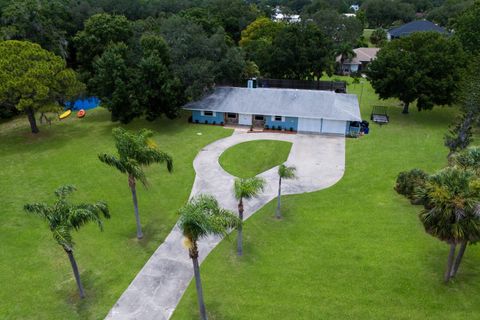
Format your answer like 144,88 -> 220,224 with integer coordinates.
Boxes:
106,130 -> 345,320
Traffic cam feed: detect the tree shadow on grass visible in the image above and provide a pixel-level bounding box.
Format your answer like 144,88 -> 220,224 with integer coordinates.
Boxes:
135,218 -> 175,251
60,269 -> 98,319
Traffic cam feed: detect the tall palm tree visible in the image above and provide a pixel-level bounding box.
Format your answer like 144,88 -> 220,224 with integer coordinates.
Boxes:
276,164 -> 296,219
233,177 -> 265,256
178,195 -> 240,320
418,167 -> 480,282
99,128 -> 173,239
24,185 -> 110,298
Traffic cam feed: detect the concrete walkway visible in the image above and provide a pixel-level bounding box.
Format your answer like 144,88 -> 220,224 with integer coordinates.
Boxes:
106,131 -> 345,320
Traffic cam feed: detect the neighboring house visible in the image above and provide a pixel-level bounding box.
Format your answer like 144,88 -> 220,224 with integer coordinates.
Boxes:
387,20 -> 447,40
184,87 -> 361,135
336,47 -> 380,75
272,6 -> 301,23
350,4 -> 360,12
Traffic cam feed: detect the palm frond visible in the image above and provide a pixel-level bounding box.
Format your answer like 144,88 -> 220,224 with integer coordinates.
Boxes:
278,164 -> 296,179
24,186 -> 110,250
452,146 -> 480,175
151,150 -> 173,172
98,153 -> 127,174
68,202 -> 110,231
418,166 -> 480,243
178,194 -> 240,242
52,225 -> 74,250
54,185 -> 76,199
103,128 -> 173,178
24,202 -> 51,219
123,158 -> 148,186
234,177 -> 266,200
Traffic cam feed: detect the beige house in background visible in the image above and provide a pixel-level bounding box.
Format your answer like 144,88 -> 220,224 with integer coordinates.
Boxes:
336,47 -> 380,75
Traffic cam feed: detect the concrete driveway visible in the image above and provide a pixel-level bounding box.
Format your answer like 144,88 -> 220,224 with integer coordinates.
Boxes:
106,130 -> 345,320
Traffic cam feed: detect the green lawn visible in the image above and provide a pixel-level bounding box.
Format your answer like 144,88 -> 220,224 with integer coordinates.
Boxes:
363,28 -> 375,47
172,81 -> 480,319
0,109 -> 232,319
219,140 -> 292,178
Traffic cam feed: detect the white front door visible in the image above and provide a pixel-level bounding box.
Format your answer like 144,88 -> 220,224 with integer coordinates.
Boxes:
322,120 -> 346,134
298,118 -> 322,133
238,114 -> 252,125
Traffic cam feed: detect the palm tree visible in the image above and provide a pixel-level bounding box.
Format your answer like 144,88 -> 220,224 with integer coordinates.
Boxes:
452,146 -> 480,175
178,195 -> 240,320
99,128 -> 173,239
335,43 -> 356,74
276,164 -> 296,219
24,185 -> 110,298
233,177 -> 265,256
418,167 -> 480,282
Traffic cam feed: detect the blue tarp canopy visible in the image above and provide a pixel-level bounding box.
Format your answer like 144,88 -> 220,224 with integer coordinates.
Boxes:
66,97 -> 100,111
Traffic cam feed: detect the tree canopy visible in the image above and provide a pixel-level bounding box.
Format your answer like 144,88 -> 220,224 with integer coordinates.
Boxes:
361,0 -> 415,28
453,0 -> 480,55
241,20 -> 334,79
367,32 -> 466,113
0,40 -> 84,133
0,0 -> 71,58
74,13 -> 134,76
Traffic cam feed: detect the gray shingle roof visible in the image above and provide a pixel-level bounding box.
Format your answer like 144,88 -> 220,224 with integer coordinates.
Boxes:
183,87 -> 361,122
388,20 -> 447,38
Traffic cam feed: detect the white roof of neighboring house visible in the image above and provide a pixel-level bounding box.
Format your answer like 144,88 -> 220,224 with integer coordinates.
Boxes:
272,13 -> 300,22
336,47 -> 380,65
183,87 -> 361,122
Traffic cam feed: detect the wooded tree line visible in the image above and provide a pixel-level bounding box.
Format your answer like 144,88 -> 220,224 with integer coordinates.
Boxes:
0,0 -> 369,130
250,0 -> 474,28
0,0 -> 479,133
0,0 -> 263,127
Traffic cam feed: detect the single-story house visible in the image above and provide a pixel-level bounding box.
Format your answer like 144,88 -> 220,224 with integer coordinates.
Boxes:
336,47 -> 380,75
387,20 -> 447,40
183,87 -> 361,135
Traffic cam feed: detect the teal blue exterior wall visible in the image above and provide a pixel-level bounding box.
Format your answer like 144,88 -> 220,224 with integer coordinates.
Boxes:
265,116 -> 298,131
192,110 -> 224,124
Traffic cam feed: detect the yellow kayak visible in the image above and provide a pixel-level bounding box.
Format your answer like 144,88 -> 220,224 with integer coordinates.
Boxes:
59,110 -> 72,120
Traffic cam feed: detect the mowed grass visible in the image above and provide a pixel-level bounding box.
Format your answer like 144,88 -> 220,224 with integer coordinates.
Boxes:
0,109 -> 232,319
172,79 -> 480,319
363,28 -> 375,47
219,140 -> 292,178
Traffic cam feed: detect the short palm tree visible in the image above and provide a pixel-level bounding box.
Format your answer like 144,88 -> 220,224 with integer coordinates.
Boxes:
99,128 -> 173,239
418,167 -> 480,282
233,177 -> 265,256
452,146 -> 480,175
276,164 -> 296,219
178,195 -> 240,320
24,185 -> 110,298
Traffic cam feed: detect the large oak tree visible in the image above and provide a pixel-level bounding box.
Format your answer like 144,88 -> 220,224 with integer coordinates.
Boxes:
367,32 -> 466,114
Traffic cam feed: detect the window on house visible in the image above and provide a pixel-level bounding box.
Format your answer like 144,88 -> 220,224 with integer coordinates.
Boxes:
254,115 -> 264,121
203,111 -> 214,116
274,116 -> 282,122
227,113 -> 237,119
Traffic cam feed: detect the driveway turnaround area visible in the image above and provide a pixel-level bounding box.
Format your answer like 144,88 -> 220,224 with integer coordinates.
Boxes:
106,130 -> 345,320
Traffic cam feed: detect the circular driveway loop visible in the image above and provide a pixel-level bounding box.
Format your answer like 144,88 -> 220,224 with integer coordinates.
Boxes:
106,130 -> 345,320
